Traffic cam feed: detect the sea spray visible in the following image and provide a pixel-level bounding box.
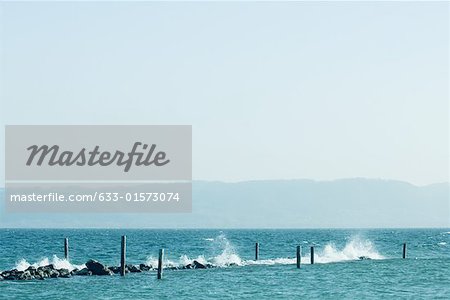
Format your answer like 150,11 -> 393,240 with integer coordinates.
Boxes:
246,238 -> 383,265
210,234 -> 242,267
12,236 -> 385,273
313,237 -> 384,264
145,234 -> 243,268
144,235 -> 385,269
245,257 -> 296,266
14,255 -> 85,272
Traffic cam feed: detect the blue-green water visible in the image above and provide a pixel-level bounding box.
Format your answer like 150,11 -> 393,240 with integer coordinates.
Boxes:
0,229 -> 449,299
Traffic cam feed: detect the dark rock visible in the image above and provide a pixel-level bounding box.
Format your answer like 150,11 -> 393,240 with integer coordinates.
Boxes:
58,268 -> 71,278
108,266 -> 121,274
184,260 -> 208,269
0,274 -> 4,281
18,271 -> 33,280
73,268 -> 92,276
42,264 -> 56,270
3,273 -> 17,280
127,264 -> 142,273
38,264 -> 56,276
49,270 -> 60,278
2,270 -> 23,280
358,256 -> 372,260
193,260 -> 207,269
36,269 -> 48,279
139,264 -> 151,271
85,259 -> 113,276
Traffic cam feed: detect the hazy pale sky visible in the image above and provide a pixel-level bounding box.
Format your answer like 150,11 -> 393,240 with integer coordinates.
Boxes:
0,1 -> 448,186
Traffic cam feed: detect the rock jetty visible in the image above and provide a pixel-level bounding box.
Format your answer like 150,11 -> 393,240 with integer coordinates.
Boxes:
0,259 -> 216,281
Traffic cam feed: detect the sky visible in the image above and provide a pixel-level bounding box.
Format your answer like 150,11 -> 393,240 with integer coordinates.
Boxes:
0,1 -> 449,186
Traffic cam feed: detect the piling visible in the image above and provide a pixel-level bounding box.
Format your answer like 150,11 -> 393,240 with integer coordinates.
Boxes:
255,242 -> 259,260
296,245 -> 301,268
157,249 -> 164,279
64,238 -> 69,261
120,235 -> 126,276
310,246 -> 314,264
402,243 -> 407,259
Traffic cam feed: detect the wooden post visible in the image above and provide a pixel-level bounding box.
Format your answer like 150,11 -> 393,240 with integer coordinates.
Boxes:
120,235 -> 126,276
402,243 -> 406,259
310,246 -> 314,264
157,249 -> 164,279
64,238 -> 69,261
296,245 -> 301,268
255,242 -> 259,260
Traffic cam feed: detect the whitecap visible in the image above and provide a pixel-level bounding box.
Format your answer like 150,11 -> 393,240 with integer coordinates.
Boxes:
14,255 -> 85,272
143,235 -> 385,269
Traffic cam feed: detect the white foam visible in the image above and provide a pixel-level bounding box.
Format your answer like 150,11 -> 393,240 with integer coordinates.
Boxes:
14,236 -> 385,272
438,242 -> 447,246
243,238 -> 383,265
243,237 -> 384,266
14,255 -> 85,272
245,257 -> 295,266
145,255 -> 182,268
15,258 -> 31,272
145,235 -> 384,269
312,237 -> 384,263
211,234 -> 243,267
145,234 -> 243,268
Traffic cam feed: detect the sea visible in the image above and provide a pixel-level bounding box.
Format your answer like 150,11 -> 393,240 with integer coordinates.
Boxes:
0,229 -> 449,299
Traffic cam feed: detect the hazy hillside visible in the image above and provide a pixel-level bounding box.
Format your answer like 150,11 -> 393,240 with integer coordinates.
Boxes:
1,179 -> 448,228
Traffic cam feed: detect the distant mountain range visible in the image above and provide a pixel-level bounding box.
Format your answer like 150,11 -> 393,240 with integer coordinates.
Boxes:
1,179 -> 449,228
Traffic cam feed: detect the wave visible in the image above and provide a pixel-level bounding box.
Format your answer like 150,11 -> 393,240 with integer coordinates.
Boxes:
312,237 -> 384,263
245,257 -> 295,265
14,255 -> 85,272
146,234 -> 243,268
145,235 -> 384,269
246,237 -> 383,265
12,236 -> 384,272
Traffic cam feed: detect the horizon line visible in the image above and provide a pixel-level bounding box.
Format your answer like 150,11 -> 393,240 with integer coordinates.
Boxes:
0,226 -> 449,230
1,176 -> 449,189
